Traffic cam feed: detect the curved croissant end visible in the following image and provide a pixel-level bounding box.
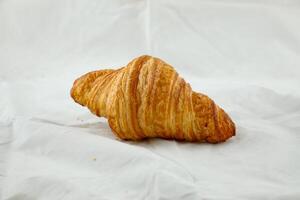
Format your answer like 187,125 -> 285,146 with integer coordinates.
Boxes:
71,55 -> 235,143
71,69 -> 114,106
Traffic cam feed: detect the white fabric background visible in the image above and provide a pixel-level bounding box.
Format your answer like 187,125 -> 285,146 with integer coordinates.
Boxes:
1,0 -> 300,199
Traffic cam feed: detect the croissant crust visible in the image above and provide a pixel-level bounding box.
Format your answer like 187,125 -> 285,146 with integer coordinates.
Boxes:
71,55 -> 235,143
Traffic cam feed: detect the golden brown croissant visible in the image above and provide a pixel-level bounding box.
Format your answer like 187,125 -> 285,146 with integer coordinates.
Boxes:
71,55 -> 235,143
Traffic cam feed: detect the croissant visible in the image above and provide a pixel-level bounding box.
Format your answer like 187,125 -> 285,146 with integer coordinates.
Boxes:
71,55 -> 235,143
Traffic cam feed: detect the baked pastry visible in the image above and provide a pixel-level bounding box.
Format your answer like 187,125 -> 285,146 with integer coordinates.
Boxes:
71,55 -> 235,143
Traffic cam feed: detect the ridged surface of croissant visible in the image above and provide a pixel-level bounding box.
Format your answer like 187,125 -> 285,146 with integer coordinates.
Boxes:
71,55 -> 235,143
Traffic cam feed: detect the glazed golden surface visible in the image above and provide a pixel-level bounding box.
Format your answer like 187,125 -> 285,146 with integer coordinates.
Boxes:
71,55 -> 235,143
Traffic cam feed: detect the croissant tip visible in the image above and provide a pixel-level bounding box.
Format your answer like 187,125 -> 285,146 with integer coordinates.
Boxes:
205,109 -> 236,143
70,74 -> 88,106
70,81 -> 76,100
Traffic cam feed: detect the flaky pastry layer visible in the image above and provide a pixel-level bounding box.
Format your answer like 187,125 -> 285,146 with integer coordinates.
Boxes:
71,55 -> 235,143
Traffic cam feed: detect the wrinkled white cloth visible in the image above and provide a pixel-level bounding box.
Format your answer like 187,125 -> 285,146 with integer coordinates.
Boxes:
1,0 -> 300,199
